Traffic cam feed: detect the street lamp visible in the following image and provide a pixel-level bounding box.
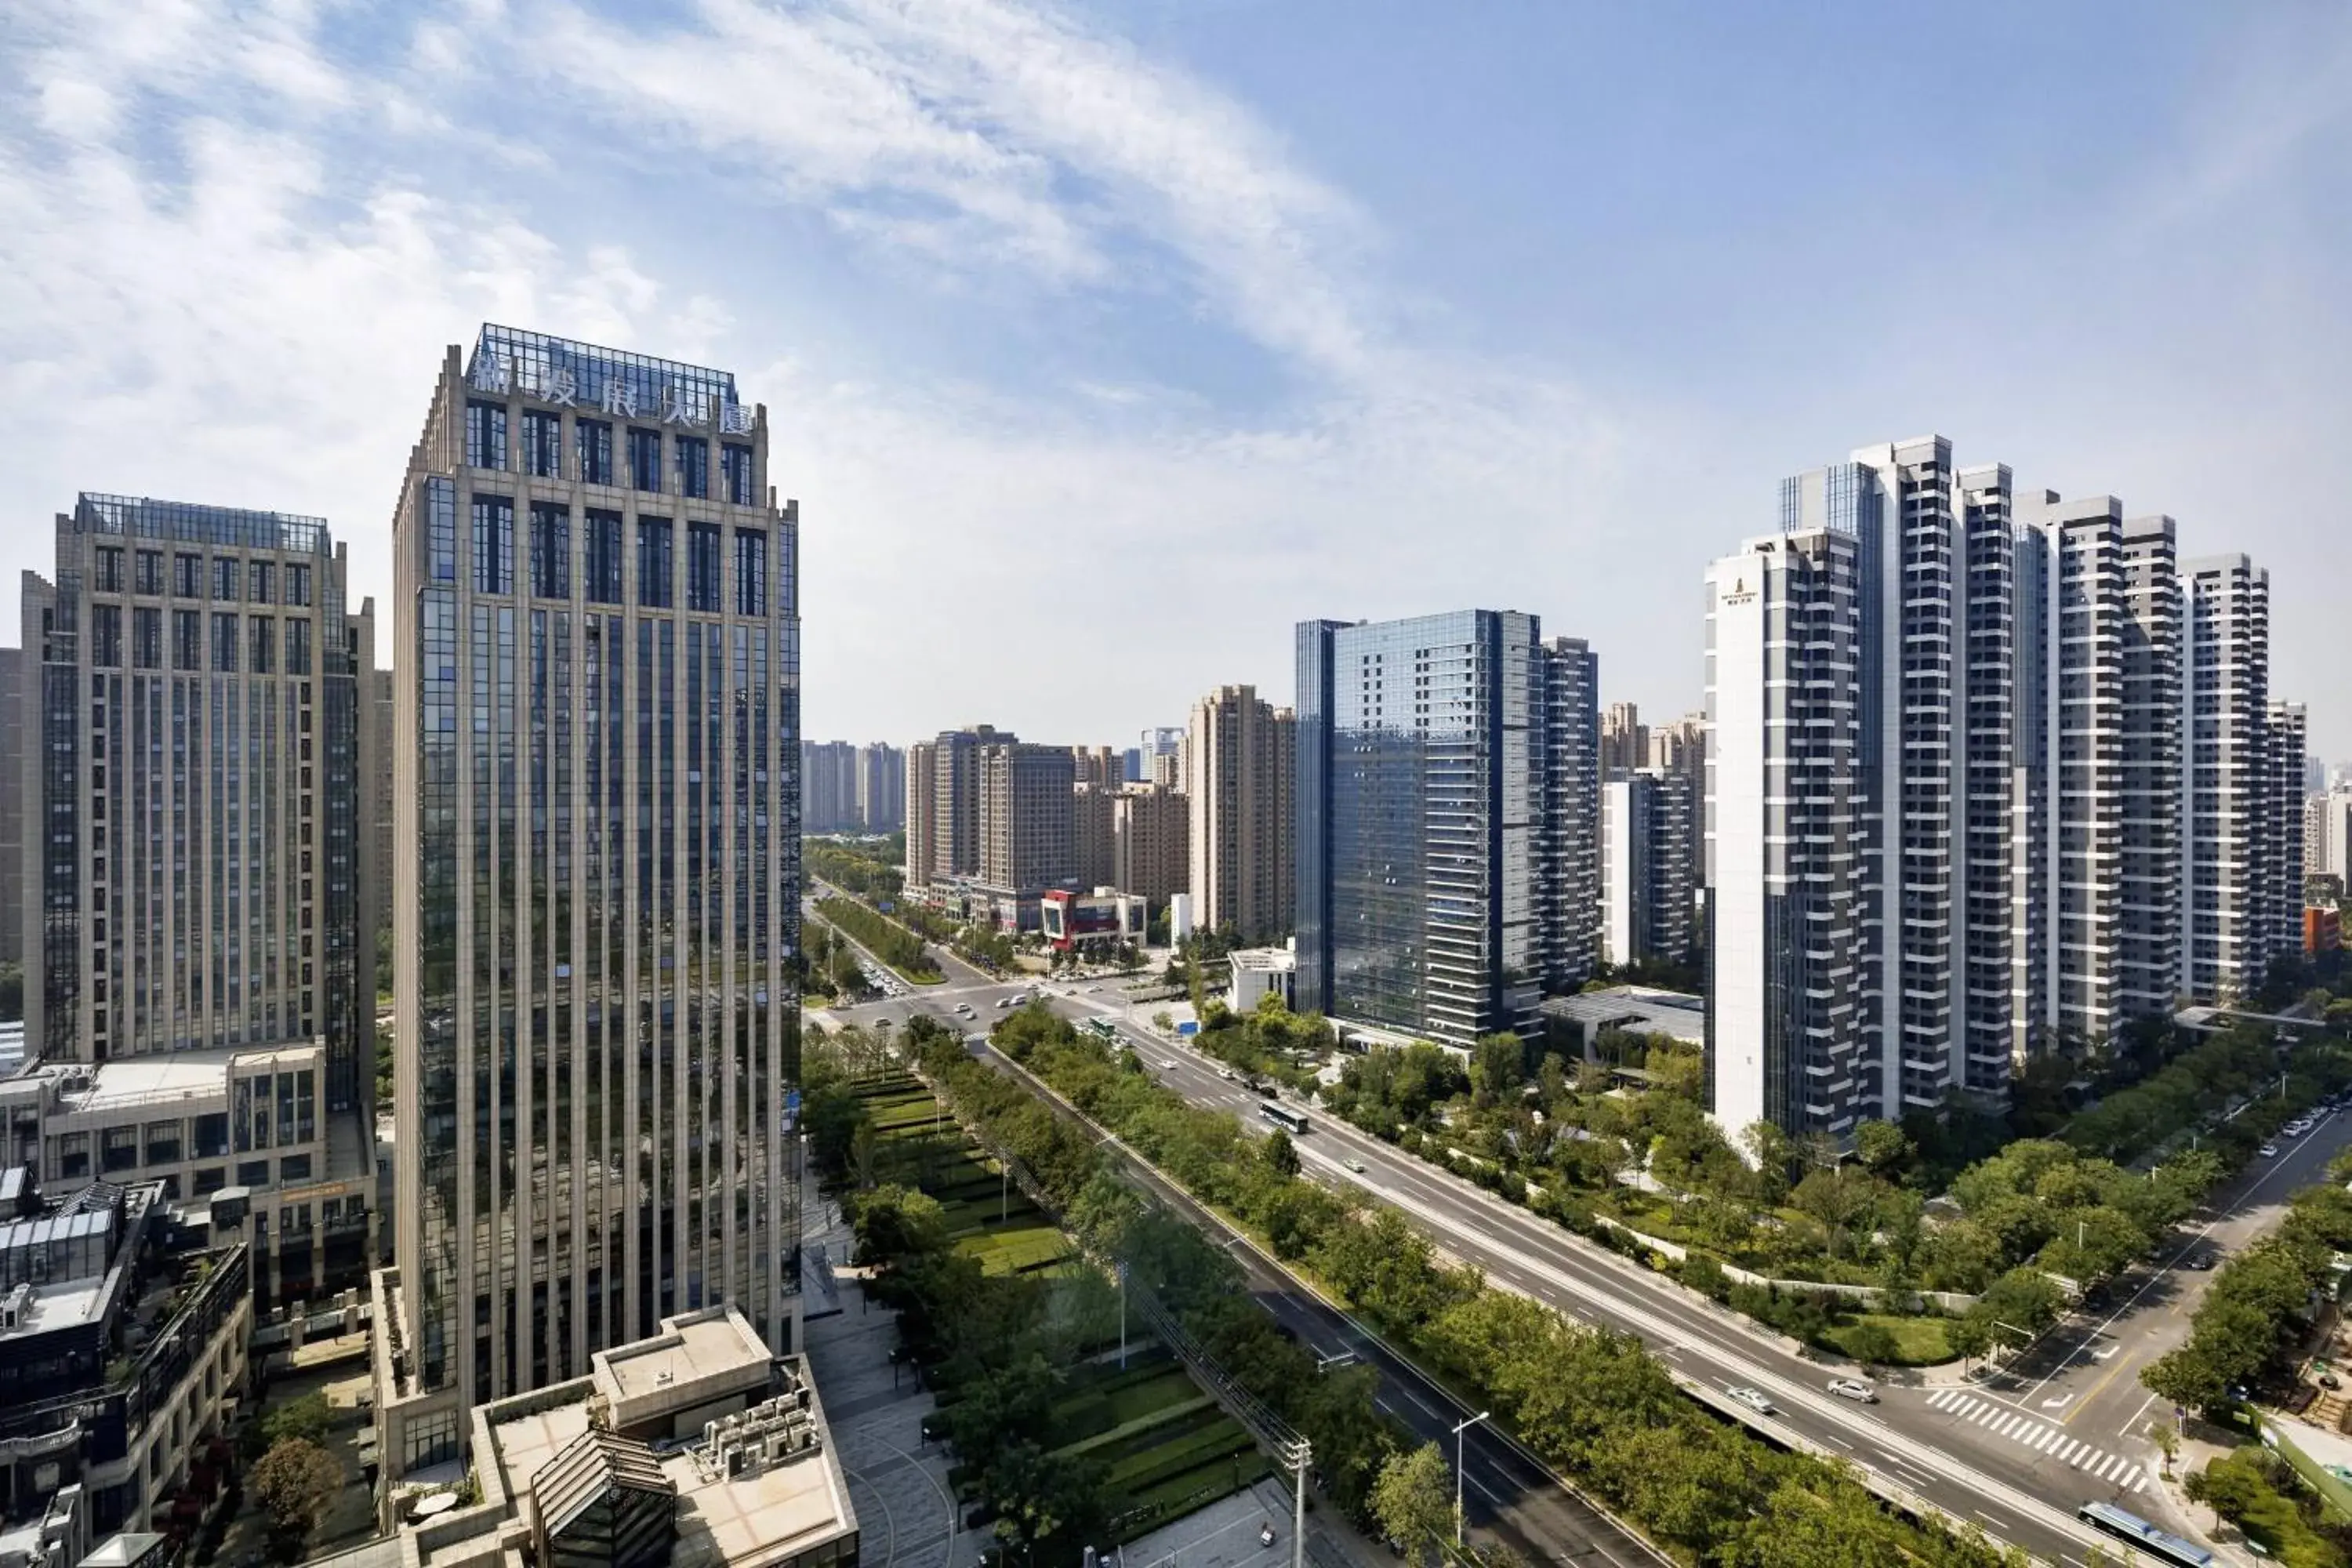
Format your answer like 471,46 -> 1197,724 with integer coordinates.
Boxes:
1451,1410 -> 1490,1548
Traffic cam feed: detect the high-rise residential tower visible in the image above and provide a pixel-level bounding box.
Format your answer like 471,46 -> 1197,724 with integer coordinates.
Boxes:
1705,524 -> 1865,1138
387,327 -> 799,1459
978,741 -> 1074,890
1185,685 -> 1296,943
21,496 -> 374,1103
0,646 -> 21,966
1113,783 -> 1189,909
1295,613 -> 1596,1046
1599,702 -> 1647,779
855,742 -> 904,833
1601,769 -> 1697,968
2182,555 -> 2273,1001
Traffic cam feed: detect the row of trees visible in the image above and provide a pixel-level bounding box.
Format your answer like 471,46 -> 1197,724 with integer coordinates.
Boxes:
813,895 -> 943,982
2142,1148 -> 2352,1414
969,1007 -> 2030,1567
1189,993 -> 1337,1093
804,837 -> 906,902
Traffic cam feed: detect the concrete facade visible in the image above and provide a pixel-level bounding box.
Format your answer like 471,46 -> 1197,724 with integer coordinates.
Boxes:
1185,685 -> 1294,943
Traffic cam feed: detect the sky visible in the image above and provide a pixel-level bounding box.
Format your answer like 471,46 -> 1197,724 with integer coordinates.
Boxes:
3,0 -> 2349,758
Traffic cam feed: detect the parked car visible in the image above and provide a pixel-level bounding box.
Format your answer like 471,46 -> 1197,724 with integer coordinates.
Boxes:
2261,1142 -> 2281,1158
1727,1386 -> 1777,1415
1826,1378 -> 1878,1403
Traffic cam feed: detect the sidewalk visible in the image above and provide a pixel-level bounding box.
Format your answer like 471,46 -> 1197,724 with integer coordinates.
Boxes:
801,1180 -> 964,1568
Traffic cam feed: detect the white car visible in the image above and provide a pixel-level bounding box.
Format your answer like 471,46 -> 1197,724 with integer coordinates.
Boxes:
1162,1060 -> 1180,1072
1218,1067 -> 1237,1081
2260,1142 -> 2281,1158
1826,1378 -> 1878,1403
1727,1386 -> 1777,1416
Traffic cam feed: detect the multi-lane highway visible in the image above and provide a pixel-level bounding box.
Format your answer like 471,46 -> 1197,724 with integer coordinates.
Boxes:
813,913 -> 2343,1566
808,914 -> 1665,1566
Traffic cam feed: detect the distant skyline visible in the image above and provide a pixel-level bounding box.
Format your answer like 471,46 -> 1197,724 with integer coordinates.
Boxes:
5,2 -> 2349,754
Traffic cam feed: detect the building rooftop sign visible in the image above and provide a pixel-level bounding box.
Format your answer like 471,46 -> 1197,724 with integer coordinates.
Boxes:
466,324 -> 756,436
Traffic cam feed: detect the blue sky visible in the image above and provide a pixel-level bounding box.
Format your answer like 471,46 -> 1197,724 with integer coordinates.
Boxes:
3,0 -> 2347,756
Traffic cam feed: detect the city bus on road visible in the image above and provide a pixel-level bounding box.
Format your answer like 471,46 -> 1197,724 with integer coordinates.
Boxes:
1259,1102 -> 1309,1134
1084,1018 -> 1118,1043
2077,1501 -> 2214,1566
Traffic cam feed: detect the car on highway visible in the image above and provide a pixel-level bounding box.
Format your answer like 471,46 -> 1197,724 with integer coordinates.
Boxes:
1826,1378 -> 1878,1403
2261,1142 -> 2281,1158
1726,1386 -> 1777,1416
1161,1060 -> 1179,1072
1344,1158 -> 1367,1174
1218,1067 -> 1237,1081
955,1003 -> 975,1018
2183,1252 -> 2212,1271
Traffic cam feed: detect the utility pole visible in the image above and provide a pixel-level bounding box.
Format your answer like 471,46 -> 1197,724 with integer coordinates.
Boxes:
1452,1410 -> 1491,1548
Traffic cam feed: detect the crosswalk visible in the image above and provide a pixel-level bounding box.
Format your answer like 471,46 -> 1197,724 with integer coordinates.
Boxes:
1923,1388 -> 2149,1491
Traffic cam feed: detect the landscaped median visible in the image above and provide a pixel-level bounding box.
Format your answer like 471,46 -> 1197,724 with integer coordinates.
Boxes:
812,894 -> 945,983
941,1004 -> 2041,1568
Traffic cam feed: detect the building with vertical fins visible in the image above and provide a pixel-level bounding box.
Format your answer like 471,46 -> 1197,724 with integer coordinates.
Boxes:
1294,612 -> 1597,1047
22,497 -> 373,1093
380,326 -> 799,1473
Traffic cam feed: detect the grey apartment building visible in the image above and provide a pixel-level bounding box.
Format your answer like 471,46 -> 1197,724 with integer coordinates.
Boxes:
383,326 -> 800,1469
20,496 -> 374,1105
1294,612 -> 1599,1047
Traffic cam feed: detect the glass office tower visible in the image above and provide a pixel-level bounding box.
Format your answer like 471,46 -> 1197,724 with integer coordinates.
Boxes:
1294,611 -> 1591,1047
387,326 -> 799,1455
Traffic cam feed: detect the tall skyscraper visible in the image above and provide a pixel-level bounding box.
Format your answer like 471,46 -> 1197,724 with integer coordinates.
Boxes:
904,739 -> 938,885
908,725 -> 1011,886
1706,524 -> 1864,1138
1295,613 -> 1596,1046
2182,555 -> 2274,1002
21,495 -> 373,1104
388,326 -> 799,1450
0,646 -> 21,966
1185,685 -> 1296,943
1541,637 -> 1602,991
2270,702 -> 2309,954
799,740 -> 858,832
1113,784 -> 1189,908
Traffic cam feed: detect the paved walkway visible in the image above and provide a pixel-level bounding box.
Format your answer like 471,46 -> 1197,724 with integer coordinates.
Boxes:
802,1181 -> 965,1568
1118,1477 -> 1363,1568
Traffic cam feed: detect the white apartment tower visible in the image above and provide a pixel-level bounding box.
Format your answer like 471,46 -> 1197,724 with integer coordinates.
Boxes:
2182,555 -> 2272,1001
388,326 -> 800,1450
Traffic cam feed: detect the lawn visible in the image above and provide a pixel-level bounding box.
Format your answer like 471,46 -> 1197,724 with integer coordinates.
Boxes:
1825,1313 -> 1953,1366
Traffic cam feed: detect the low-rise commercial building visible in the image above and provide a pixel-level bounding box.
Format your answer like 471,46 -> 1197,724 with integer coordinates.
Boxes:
0,1044 -> 373,1310
1225,946 -> 1297,1014
1039,890 -> 1145,951
0,1181 -> 250,1542
398,1306 -> 855,1568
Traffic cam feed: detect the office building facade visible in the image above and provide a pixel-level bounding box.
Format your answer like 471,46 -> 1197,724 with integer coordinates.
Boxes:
1186,686 -> 1296,943
20,496 -> 373,1111
1601,769 -> 1696,968
1540,637 -> 1602,990
1295,612 -> 1597,1047
0,647 -> 20,966
387,326 -> 800,1456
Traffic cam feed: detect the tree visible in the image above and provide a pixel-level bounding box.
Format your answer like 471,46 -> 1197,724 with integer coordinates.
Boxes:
1471,1032 -> 1526,1106
2144,1418 -> 2180,1477
1944,1312 -> 1991,1368
1843,1320 -> 1900,1375
250,1439 -> 343,1559
1854,1120 -> 1911,1178
1370,1442 -> 1454,1566
1263,1127 -> 1301,1179
851,1184 -> 950,1268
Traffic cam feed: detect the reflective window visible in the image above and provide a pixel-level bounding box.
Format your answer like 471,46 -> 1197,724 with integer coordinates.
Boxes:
424,477 -> 457,583
676,435 -> 709,499
91,605 -> 122,667
637,518 -> 673,608
523,410 -> 563,478
583,510 -> 623,604
136,550 -> 164,596
173,554 -> 201,597
576,419 -> 614,486
94,547 -> 124,593
173,609 -> 201,670
249,561 -> 274,604
721,443 -> 754,506
733,529 -> 766,617
627,427 -> 663,492
532,503 -> 571,598
286,563 -> 312,606
132,608 -> 161,669
685,521 -> 720,613
286,617 -> 311,675
213,612 -> 240,672
466,399 -> 510,470
249,616 -> 274,674
214,557 -> 240,601
473,495 -> 515,595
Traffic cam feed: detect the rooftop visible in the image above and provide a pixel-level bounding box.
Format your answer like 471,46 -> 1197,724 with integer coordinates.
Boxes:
466,325 -> 743,420
74,494 -> 327,554
600,1306 -> 777,1431
1230,947 -> 1298,975
1537,985 -> 1707,1043
16,1041 -> 323,1119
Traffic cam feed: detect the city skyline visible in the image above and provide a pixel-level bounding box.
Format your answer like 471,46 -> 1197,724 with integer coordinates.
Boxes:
7,4 -> 2352,756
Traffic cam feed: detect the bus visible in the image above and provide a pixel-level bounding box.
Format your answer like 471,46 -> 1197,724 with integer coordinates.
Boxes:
2077,1502 -> 2215,1567
1084,1018 -> 1119,1043
1260,1102 -> 1310,1134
